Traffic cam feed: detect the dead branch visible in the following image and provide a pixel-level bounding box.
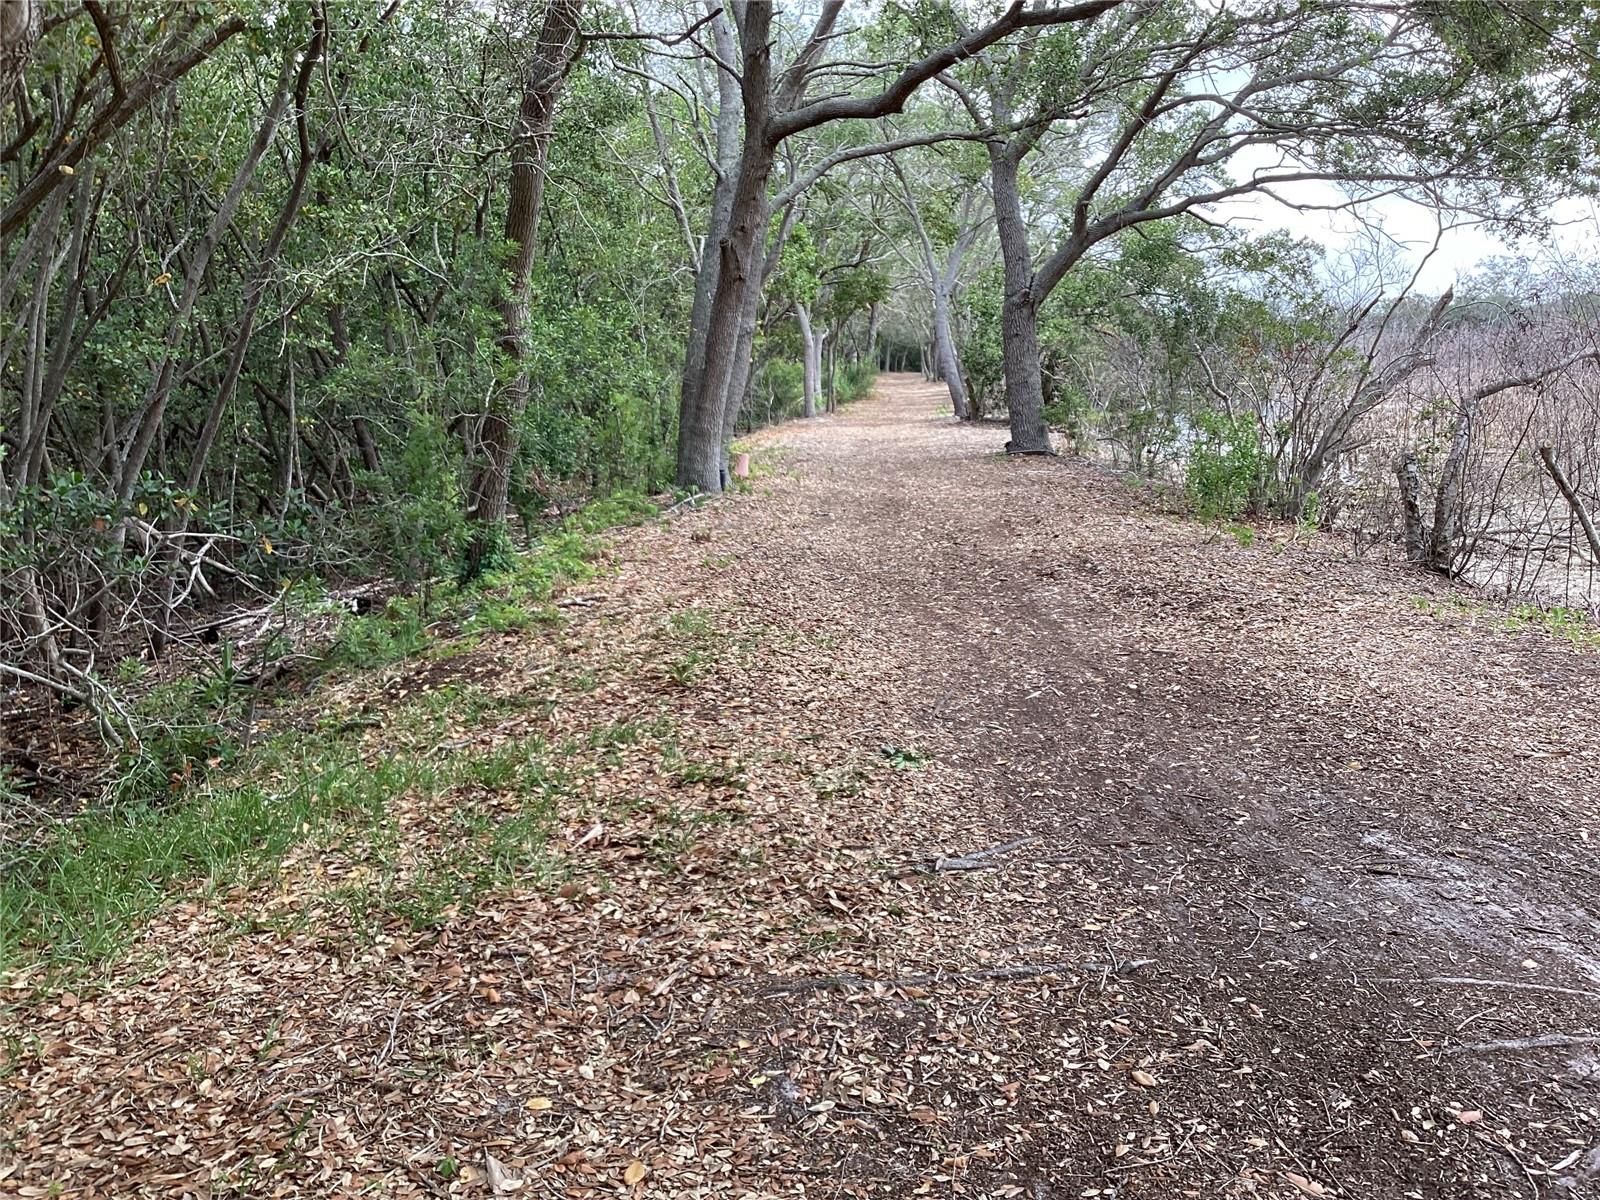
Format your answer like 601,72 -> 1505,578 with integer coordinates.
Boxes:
1449,1032 -> 1600,1056
1537,444 -> 1600,565
929,834 -> 1039,871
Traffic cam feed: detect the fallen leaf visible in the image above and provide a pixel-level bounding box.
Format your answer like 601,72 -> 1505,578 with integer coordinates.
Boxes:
1285,1172 -> 1328,1196
623,1160 -> 648,1185
485,1151 -> 522,1193
1130,1069 -> 1157,1087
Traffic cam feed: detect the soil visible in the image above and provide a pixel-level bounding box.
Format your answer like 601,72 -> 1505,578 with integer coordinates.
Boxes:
4,374 -> 1599,1199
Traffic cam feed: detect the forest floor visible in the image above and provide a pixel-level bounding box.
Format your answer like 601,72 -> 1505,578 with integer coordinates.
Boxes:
6,374 -> 1600,1200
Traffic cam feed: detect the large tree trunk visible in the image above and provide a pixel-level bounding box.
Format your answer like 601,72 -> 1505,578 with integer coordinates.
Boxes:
677,4 -> 741,444
718,191 -> 788,452
677,153 -> 775,492
931,286 -> 969,419
463,0 -> 582,578
991,153 -> 1050,453
676,6 -> 775,494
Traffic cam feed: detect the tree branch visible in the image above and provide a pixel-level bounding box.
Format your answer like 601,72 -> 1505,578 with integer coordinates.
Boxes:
770,0 -> 1121,144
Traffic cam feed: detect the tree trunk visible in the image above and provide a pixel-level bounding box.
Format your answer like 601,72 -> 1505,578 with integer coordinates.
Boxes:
991,153 -> 1050,453
1428,395 -> 1479,575
825,329 -> 838,411
677,4 -> 741,449
932,286 -> 969,419
718,191 -> 788,453
463,0 -> 582,578
676,6 -> 776,494
1396,452 -> 1428,564
797,301 -> 819,418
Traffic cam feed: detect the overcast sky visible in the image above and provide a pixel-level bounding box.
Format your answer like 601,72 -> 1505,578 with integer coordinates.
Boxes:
1201,150 -> 1600,294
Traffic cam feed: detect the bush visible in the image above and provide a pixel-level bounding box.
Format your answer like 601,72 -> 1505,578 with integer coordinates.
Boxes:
332,596 -> 435,668
1186,410 -> 1270,521
834,360 -> 877,404
354,410 -> 468,584
751,359 -> 805,427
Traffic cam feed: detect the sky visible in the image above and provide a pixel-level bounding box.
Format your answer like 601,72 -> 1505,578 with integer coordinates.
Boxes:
1202,148 -> 1600,294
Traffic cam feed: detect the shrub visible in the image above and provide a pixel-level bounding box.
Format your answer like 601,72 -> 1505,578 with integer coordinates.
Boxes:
833,360 -> 877,404
1186,409 -> 1270,521
354,410 -> 468,585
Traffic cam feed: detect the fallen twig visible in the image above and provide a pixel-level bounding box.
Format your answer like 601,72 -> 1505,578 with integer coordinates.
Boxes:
931,834 -> 1039,872
1393,976 -> 1600,1003
1449,1032 -> 1600,1056
663,492 -> 709,517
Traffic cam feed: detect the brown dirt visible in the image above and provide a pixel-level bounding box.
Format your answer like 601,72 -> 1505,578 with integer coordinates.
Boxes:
5,374 -> 1600,1199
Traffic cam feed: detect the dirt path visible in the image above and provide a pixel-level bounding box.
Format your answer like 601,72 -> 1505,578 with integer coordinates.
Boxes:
7,375 -> 1600,1199
725,374 -> 1600,1199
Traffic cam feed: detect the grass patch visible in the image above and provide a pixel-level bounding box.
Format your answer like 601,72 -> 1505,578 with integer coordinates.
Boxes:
0,727 -> 405,976
1412,594 -> 1600,649
661,606 -> 732,686
880,744 -> 929,770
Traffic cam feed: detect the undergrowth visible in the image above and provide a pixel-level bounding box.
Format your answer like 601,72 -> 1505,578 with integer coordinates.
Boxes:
0,492 -> 659,982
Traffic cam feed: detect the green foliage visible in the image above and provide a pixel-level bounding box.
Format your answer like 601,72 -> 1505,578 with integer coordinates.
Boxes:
355,411 -> 468,585
1221,522 -> 1256,548
110,647 -> 249,805
1186,410 -> 1271,522
881,744 -> 929,770
747,358 -> 807,428
772,224 -> 824,307
0,483 -> 656,975
833,361 -> 878,405
0,729 -> 403,972
332,597 -> 435,669
1413,595 -> 1600,650
561,490 -> 658,534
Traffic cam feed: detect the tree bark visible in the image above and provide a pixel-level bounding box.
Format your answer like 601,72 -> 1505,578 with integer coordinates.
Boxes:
990,152 -> 1050,453
1396,452 -> 1428,565
718,191 -> 790,453
1428,395 -> 1479,575
676,3 -> 740,451
931,285 -> 969,419
796,301 -> 820,418
675,5 -> 775,494
463,0 -> 582,578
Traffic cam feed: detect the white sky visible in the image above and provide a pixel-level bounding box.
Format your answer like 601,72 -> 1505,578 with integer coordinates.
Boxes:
1199,151 -> 1600,293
